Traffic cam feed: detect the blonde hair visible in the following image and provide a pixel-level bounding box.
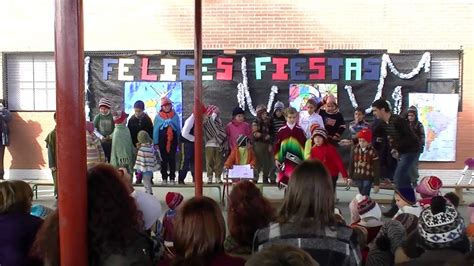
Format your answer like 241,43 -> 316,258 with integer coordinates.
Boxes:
284,107 -> 298,117
0,181 -> 17,214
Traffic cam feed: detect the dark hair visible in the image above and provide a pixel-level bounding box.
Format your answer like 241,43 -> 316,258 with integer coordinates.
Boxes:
87,164 -> 142,263
371,99 -> 391,112
172,197 -> 226,266
227,181 -> 275,248
31,210 -> 60,266
354,107 -> 365,114
246,244 -> 319,266
278,160 -> 336,228
444,192 -> 460,208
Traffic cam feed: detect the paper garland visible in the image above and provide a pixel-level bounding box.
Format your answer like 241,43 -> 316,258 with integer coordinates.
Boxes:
392,86 -> 402,115
344,52 -> 431,114
236,57 -> 279,117
84,56 -> 91,120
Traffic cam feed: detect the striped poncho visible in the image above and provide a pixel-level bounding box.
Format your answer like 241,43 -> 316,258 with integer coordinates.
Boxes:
274,124 -> 306,163
86,131 -> 105,166
134,143 -> 161,172
203,115 -> 227,151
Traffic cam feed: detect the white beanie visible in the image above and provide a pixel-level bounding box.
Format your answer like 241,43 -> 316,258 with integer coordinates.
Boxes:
356,194 -> 382,220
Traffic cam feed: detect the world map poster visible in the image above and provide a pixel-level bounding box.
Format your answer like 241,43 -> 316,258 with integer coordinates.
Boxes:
409,93 -> 459,162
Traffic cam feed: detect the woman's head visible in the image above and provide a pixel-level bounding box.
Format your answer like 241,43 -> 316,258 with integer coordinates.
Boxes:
31,210 -> 60,266
279,160 -> 335,227
227,181 -> 275,247
174,197 -> 226,262
0,180 -> 33,214
87,164 -> 142,259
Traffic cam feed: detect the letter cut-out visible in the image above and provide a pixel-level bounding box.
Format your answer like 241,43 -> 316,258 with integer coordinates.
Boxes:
255,57 -> 271,80
102,58 -> 118,80
118,58 -> 135,81
216,57 -> 233,80
202,58 -> 213,81
363,58 -> 382,81
327,58 -> 344,80
179,59 -> 195,81
160,59 -> 177,81
309,57 -> 326,80
290,58 -> 307,81
345,58 -> 362,81
272,58 -> 289,80
141,58 -> 157,81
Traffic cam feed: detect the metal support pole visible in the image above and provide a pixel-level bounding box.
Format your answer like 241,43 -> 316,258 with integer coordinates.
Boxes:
54,0 -> 88,264
194,0 -> 203,197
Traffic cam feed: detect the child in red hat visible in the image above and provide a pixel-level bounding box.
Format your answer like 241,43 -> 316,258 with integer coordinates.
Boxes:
349,128 -> 380,196
162,192 -> 184,243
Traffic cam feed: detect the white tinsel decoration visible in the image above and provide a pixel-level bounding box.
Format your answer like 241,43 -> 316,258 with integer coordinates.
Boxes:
392,86 -> 402,115
344,85 -> 358,108
238,57 -> 257,116
266,85 -> 279,112
84,56 -> 91,120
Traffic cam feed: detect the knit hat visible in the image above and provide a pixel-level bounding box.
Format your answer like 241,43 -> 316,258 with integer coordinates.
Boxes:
165,192 -> 184,209
86,121 -> 94,133
407,105 -> 418,115
205,105 -> 220,116
133,100 -> 145,110
113,111 -> 129,124
161,97 -> 172,106
394,213 -> 419,236
30,204 -> 54,219
273,101 -> 284,111
311,128 -> 328,140
137,130 -> 152,144
395,187 -> 417,205
468,203 -> 474,224
232,107 -> 245,117
416,176 -> 443,198
349,197 -> 360,224
418,196 -> 465,250
309,123 -> 321,137
236,134 -> 249,147
357,128 -> 373,143
356,194 -> 382,220
98,97 -> 112,109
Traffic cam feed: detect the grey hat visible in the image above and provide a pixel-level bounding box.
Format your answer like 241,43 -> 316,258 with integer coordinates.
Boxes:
273,101 -> 285,111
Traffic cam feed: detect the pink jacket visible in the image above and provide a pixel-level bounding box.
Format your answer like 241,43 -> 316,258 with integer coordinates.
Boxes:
225,120 -> 251,149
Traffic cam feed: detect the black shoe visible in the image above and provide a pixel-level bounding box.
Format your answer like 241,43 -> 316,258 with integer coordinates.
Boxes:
263,179 -> 270,184
178,181 -> 185,185
382,207 -> 398,218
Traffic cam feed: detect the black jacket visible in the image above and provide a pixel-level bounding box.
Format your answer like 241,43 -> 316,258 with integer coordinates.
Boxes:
127,113 -> 153,146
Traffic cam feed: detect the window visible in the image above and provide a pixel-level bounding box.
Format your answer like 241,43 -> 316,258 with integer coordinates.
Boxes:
5,53 -> 56,111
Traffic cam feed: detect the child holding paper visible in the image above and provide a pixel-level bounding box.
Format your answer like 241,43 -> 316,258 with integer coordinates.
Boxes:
224,135 -> 256,170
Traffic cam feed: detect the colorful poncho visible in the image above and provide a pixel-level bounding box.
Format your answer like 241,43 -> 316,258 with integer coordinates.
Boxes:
110,124 -> 136,173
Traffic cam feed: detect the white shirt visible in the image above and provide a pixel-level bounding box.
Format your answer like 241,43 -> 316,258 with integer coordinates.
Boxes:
298,111 -> 324,139
131,190 -> 163,230
181,114 -> 195,142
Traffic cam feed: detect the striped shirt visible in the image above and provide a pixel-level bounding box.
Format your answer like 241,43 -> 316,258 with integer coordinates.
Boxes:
134,144 -> 160,172
380,114 -> 419,153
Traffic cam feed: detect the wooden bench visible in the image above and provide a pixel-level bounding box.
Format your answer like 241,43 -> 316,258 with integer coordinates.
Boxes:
133,183 -> 223,204
29,182 -> 55,199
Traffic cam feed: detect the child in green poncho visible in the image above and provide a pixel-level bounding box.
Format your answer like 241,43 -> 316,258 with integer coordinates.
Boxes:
110,111 -> 136,174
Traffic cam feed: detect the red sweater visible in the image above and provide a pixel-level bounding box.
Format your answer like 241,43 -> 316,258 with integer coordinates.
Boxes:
310,143 -> 348,178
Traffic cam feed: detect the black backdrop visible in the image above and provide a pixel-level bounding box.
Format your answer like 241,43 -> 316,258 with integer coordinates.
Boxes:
87,51 -> 428,124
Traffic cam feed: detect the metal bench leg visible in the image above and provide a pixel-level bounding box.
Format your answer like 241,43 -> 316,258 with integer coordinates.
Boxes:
32,184 -> 38,199
454,187 -> 464,203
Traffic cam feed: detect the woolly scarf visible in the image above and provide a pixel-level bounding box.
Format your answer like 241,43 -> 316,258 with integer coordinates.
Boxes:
159,110 -> 176,153
204,116 -> 227,150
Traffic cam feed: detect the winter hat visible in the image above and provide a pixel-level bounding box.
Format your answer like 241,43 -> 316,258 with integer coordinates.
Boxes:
394,213 -> 419,236
349,197 -> 360,224
205,105 -> 220,116
407,105 -> 418,115
113,111 -> 129,124
137,130 -> 152,144
161,97 -> 172,106
30,204 -> 54,219
98,98 -> 112,109
86,121 -> 94,133
232,107 -> 245,117
236,134 -> 249,147
395,187 -> 417,205
416,176 -> 443,198
165,192 -> 184,209
357,128 -> 373,143
376,220 -> 406,254
311,128 -> 328,140
356,194 -> 382,220
418,196 -> 465,250
468,203 -> 474,223
309,123 -> 321,137
273,101 -> 284,111
133,100 -> 145,110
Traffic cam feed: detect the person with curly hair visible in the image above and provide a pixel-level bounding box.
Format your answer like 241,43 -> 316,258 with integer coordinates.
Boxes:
224,181 -> 275,258
158,196 -> 245,266
87,163 -> 153,265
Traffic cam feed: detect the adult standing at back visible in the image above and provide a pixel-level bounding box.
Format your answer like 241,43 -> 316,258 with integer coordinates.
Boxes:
371,99 -> 419,217
0,101 -> 11,180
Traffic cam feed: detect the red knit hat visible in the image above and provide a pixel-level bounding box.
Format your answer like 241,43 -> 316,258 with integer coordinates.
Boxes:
309,123 -> 321,136
165,192 -> 183,209
206,105 -> 220,116
357,128 -> 373,143
161,97 -> 172,106
113,111 -> 128,124
416,176 -> 443,197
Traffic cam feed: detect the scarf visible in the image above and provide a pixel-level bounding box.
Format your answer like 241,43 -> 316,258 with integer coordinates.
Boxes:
204,116 -> 227,150
159,110 -> 176,153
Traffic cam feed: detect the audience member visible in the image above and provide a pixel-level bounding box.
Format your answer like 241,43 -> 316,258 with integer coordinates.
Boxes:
416,175 -> 442,208
444,192 -> 460,209
158,196 -> 245,266
246,244 -> 319,266
366,220 -> 406,266
162,192 -> 184,244
394,187 -> 421,218
253,160 -> 361,265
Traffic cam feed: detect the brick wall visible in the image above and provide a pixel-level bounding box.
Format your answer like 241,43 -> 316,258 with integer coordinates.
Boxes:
0,0 -> 473,170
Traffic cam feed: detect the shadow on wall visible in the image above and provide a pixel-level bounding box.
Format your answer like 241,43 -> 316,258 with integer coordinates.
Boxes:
6,113 -> 47,169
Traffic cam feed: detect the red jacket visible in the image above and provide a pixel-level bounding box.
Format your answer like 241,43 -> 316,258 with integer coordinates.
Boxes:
310,143 -> 348,178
